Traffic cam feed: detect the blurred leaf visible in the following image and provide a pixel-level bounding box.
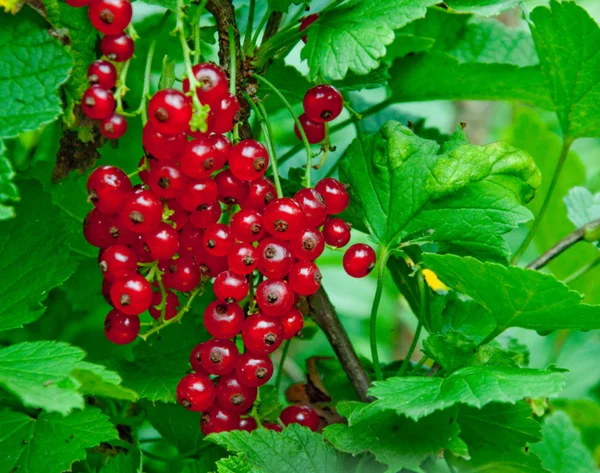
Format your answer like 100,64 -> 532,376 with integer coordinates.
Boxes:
332,67 -> 390,91
159,55 -> 177,90
256,385 -> 284,422
445,0 -> 521,16
0,141 -> 18,219
268,0 -> 307,13
71,363 -> 139,402
98,448 -> 142,473
565,187 -> 600,229
450,445 -> 545,472
553,331 -> 600,399
144,401 -> 204,454
552,399 -> 600,463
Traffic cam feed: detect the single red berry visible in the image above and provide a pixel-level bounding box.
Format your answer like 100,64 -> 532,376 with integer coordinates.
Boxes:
102,278 -> 113,305
100,113 -> 128,139
166,200 -> 189,230
65,0 -> 89,7
148,89 -> 192,135
100,33 -> 134,62
190,343 -> 206,373
203,300 -> 245,339
119,189 -> 163,233
230,208 -> 264,243
200,339 -> 239,376
161,256 -> 201,291
299,13 -> 318,43
280,405 -> 319,431
179,226 -> 204,258
294,188 -> 327,227
215,170 -> 248,206
322,218 -> 351,248
257,238 -> 294,279
236,352 -> 274,388
129,234 -> 154,264
201,406 -> 240,435
256,279 -> 294,317
208,93 -> 240,134
303,85 -> 344,123
238,417 -> 257,432
315,178 -> 349,215
227,243 -> 258,275
148,163 -> 188,199
110,273 -> 153,315
244,177 -> 276,211
87,165 -> 132,215
264,422 -> 283,432
203,223 -> 234,257
84,209 -> 135,248
262,198 -> 306,241
82,86 -> 115,120
295,113 -> 325,144
177,372 -> 216,412
216,373 -> 257,413
87,60 -> 117,88
104,309 -> 139,344
208,134 -> 231,168
88,0 -> 132,35
143,222 -> 179,260
142,122 -> 187,162
189,201 -> 221,229
343,243 -> 376,278
282,308 -> 304,339
197,249 -> 229,279
176,179 -> 218,212
288,261 -> 321,296
229,139 -> 269,182
99,245 -> 137,281
183,63 -> 229,105
148,289 -> 180,320
213,270 -> 249,303
242,314 -> 284,355
180,138 -> 219,180
290,228 -> 325,261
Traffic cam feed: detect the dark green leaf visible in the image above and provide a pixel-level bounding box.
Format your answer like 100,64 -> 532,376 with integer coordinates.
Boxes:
144,401 -> 204,454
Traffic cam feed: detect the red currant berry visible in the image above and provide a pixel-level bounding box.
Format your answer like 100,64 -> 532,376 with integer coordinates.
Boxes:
256,279 -> 294,317
190,343 -> 206,373
180,138 -> 219,180
201,406 -> 239,435
148,89 -> 192,135
264,422 -> 283,432
200,339 -> 239,376
100,113 -> 128,139
236,352 -> 274,388
299,13 -> 318,43
280,405 -> 319,431
208,93 -> 240,134
263,198 -> 306,241
230,208 -> 264,243
84,209 -> 134,248
82,86 -> 115,120
343,243 -> 376,278
179,226 -> 203,258
119,189 -> 163,233
87,60 -> 117,88
143,222 -> 179,260
166,200 -> 189,230
189,201 -> 221,229
294,113 -> 325,144
227,243 -> 258,275
242,314 -> 284,355
142,122 -> 187,162
204,300 -> 244,339
99,245 -> 137,281
102,278 -> 113,305
288,261 -> 321,296
282,308 -> 304,339
183,63 -> 229,105
129,234 -> 154,263
315,178 -> 349,215
104,309 -> 139,344
148,289 -> 180,320
215,170 -> 248,206
290,228 -> 325,261
244,177 -> 276,211
257,238 -> 294,279
203,223 -> 234,257
208,134 -> 231,168
161,256 -> 201,291
196,246 -> 229,278
176,179 -> 218,212
65,0 -> 89,7
100,33 -> 134,62
216,373 -> 257,413
87,165 -> 132,215
213,270 -> 248,303
110,273 -> 153,315
148,163 -> 188,199
238,417 -> 257,432
177,372 -> 216,412
88,0 -> 132,35
322,218 -> 351,248
229,139 -> 269,182
294,188 -> 327,227
303,85 -> 344,123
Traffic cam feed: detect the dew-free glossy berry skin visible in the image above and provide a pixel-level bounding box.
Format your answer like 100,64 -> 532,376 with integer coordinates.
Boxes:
148,289 -> 180,320
87,165 -> 132,215
244,177 -> 276,211
161,256 -> 201,292
100,113 -> 128,139
100,33 -> 134,62
228,140 -> 269,182
200,339 -> 239,376
322,218 -> 351,248
143,223 -> 179,260
213,270 -> 249,303
257,238 -> 294,279
214,170 -> 248,206
189,201 -> 221,229
179,226 -> 203,258
289,261 -> 322,296
343,243 -> 376,278
87,60 -> 117,88
203,223 -> 234,257
263,198 -> 306,241
183,63 -> 229,105
196,246 -> 229,278
84,209 -> 135,248
166,200 -> 189,230
203,301 -> 244,339
142,123 -> 187,161
208,93 -> 240,134
102,278 -> 113,305
129,234 -> 154,264
238,417 -> 258,432
303,85 -> 344,123
189,343 -> 206,373
201,406 -> 240,435
208,134 -> 231,167
148,164 -> 187,199
315,178 -> 350,215
290,228 -> 325,261
256,279 -> 295,317
282,308 -> 304,339
227,243 -> 258,275
82,86 -> 115,120
177,372 -> 216,412
280,405 -> 320,431
216,373 -> 258,413
299,13 -> 318,43
110,273 -> 153,315
230,208 -> 264,243
88,0 -> 132,35
148,89 -> 192,135
264,422 -> 283,432
65,0 -> 90,7
119,189 -> 163,233
236,352 -> 274,388
180,138 -> 219,179
99,245 -> 137,281
104,309 -> 139,344
294,188 -> 327,227
176,179 -> 218,212
242,314 -> 284,355
294,113 -> 325,144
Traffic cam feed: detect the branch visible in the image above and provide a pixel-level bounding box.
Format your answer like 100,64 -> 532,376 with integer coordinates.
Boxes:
526,219 -> 600,270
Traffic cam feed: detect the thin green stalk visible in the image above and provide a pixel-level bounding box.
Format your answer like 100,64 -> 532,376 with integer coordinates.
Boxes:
410,355 -> 429,375
398,270 -> 426,377
192,2 -> 207,64
114,58 -> 131,114
275,339 -> 291,393
564,255 -> 600,284
249,7 -> 271,55
257,102 -> 284,198
243,0 -> 256,54
370,245 -> 389,381
228,26 -> 236,96
511,137 -> 574,264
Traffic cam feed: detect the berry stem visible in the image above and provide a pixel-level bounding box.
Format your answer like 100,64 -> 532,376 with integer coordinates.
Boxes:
397,270 -> 426,377
155,267 -> 168,322
192,1 -> 207,64
564,255 -> 600,284
409,355 -> 429,375
228,25 -> 236,96
114,24 -> 137,116
274,338 -> 291,393
313,123 -> 330,169
370,244 -> 389,381
344,101 -> 362,120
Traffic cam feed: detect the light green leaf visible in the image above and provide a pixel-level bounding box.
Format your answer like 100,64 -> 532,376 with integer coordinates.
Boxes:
530,0 -> 600,139
451,445 -> 546,472
552,399 -> 600,459
217,454 -> 263,473
564,187 -> 600,229
445,0 -> 521,16
71,362 -> 139,402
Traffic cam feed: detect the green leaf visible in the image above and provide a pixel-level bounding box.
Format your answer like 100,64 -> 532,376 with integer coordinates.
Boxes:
530,411 -> 596,473
98,449 -> 143,473
0,408 -> 117,473
302,0 -> 438,81
0,141 -> 18,220
565,187 -> 600,229
332,67 -> 391,91
552,399 -> 600,460
71,363 -> 139,402
451,445 -> 546,472
340,122 -> 540,261
210,424 -> 347,473
268,0 -> 306,13
363,366 -> 565,421
0,180 -> 79,332
423,253 -> 600,335
144,401 -> 204,454
159,55 -> 177,90
217,454 -> 262,473
0,8 -> 72,138
530,0 -> 600,139
445,0 -> 521,16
